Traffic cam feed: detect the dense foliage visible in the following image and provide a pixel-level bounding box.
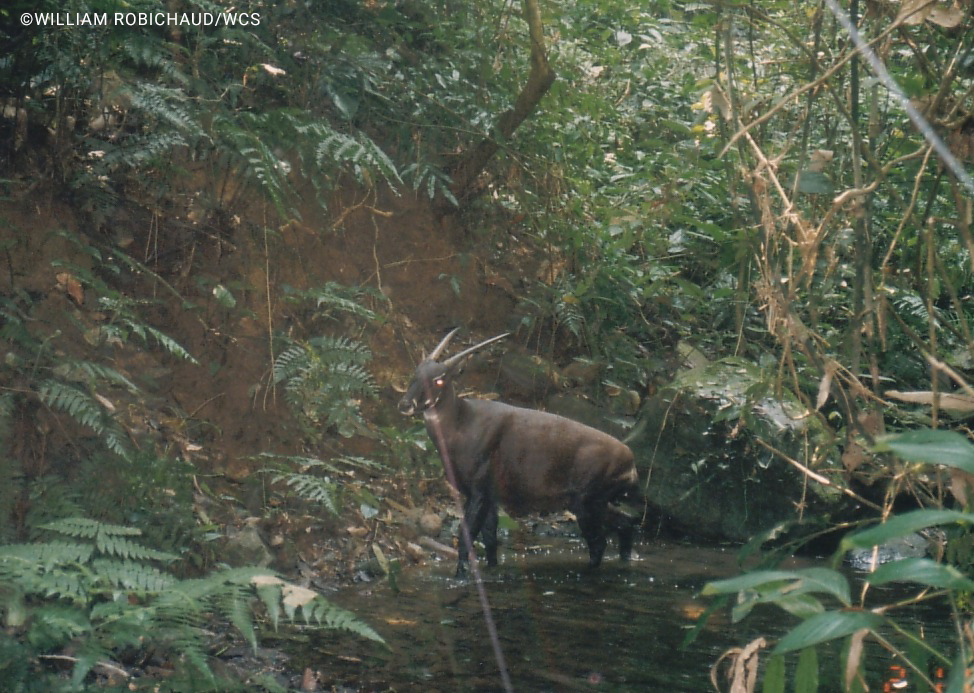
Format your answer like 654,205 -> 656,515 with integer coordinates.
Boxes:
2,0 -> 974,689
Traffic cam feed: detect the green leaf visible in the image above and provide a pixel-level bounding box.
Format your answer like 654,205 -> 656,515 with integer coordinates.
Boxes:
839,509 -> 974,554
762,654 -> 785,693
212,284 -> 237,309
773,611 -> 883,655
866,557 -> 974,591
796,170 -> 833,195
794,647 -> 819,693
702,567 -> 850,606
702,570 -> 797,596
873,429 -> 974,474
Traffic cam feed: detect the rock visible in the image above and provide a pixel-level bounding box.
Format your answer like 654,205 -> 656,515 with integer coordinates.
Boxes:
627,355 -> 844,543
498,352 -> 559,400
418,512 -> 443,537
405,542 -> 426,562
545,393 -> 628,438
846,533 -> 930,571
222,523 -> 273,568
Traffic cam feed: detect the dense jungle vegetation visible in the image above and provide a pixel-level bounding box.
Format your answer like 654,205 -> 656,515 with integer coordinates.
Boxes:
2,0 -> 974,689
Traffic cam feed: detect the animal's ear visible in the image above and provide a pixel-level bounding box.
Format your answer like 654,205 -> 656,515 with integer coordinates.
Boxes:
445,357 -> 467,378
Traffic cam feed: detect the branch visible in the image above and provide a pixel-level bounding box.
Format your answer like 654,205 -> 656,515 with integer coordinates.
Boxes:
449,0 -> 556,204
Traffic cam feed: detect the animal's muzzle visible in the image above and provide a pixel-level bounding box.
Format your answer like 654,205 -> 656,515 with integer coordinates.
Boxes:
398,398 -> 417,416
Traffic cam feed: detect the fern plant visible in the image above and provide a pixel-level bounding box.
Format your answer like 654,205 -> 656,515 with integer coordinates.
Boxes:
258,453 -> 387,516
282,281 -> 386,324
273,336 -> 378,438
0,518 -> 382,691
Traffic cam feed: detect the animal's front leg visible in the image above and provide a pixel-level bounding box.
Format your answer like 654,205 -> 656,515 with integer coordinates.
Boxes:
456,491 -> 490,578
481,502 -> 499,567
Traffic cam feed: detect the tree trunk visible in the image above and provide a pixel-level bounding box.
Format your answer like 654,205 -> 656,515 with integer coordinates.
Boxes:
449,0 -> 555,204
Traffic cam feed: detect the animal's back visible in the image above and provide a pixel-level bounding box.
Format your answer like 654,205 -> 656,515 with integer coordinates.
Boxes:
463,398 -> 636,515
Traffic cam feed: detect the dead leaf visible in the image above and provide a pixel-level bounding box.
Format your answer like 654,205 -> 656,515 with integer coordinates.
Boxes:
858,409 -> 886,437
807,149 -> 834,173
885,390 -> 974,413
384,617 -> 418,626
372,544 -> 390,574
950,468 -> 974,508
896,0 -> 934,25
261,63 -> 286,76
845,629 -> 868,691
842,441 -> 870,473
250,574 -> 285,588
709,85 -> 732,121
94,393 -> 116,413
346,526 -> 369,538
816,361 -> 837,410
301,667 -> 317,693
282,583 -> 318,612
56,272 -> 84,306
711,637 -> 767,693
927,1 -> 966,27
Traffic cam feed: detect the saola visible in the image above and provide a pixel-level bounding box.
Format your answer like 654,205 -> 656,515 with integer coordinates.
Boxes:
399,329 -> 641,577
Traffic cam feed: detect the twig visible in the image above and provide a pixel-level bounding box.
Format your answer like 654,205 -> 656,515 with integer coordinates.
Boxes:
754,438 -> 883,511
38,654 -> 130,680
719,18 -> 904,159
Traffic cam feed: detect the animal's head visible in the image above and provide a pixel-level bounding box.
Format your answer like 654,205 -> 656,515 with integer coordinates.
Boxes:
399,328 -> 509,416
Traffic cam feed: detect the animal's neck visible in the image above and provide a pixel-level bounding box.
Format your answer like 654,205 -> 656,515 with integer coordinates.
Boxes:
424,392 -> 463,432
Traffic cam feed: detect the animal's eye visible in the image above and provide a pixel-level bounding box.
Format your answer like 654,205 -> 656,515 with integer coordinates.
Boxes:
434,378 -> 445,387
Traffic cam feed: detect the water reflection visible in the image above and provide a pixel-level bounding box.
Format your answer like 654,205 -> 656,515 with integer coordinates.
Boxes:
299,539 -> 955,691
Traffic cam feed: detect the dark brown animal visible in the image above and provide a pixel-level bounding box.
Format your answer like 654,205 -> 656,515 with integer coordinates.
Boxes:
399,329 -> 641,577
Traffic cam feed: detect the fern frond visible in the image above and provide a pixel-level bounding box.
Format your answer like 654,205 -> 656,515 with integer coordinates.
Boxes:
59,361 -> 140,393
121,319 -> 198,363
95,534 -> 177,562
307,335 -> 373,365
402,162 -> 458,206
317,131 -> 402,189
90,559 -> 175,592
0,541 -> 95,571
42,517 -> 141,539
118,34 -> 188,85
250,573 -> 383,643
41,518 -> 177,562
37,381 -> 104,431
259,452 -> 386,474
124,82 -> 206,138
36,380 -> 134,459
273,473 -> 339,515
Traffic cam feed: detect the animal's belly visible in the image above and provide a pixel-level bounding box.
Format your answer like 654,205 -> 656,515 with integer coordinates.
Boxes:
495,487 -> 567,516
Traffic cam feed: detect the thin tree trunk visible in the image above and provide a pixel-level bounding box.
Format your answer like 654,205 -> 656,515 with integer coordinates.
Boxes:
449,0 -> 555,204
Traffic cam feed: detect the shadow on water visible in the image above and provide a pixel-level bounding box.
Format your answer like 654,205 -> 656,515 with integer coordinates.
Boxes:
297,538 -> 956,692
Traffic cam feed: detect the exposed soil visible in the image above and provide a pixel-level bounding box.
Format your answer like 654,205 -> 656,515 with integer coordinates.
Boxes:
0,169 -> 552,588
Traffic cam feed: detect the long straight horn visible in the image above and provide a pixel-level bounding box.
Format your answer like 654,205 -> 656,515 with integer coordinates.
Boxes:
443,333 -> 510,368
427,327 -> 461,362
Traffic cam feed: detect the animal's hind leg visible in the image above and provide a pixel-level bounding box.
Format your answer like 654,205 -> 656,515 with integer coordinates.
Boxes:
574,499 -> 608,568
606,505 -> 637,562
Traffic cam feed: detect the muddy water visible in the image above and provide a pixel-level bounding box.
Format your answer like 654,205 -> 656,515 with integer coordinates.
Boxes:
301,538 -> 954,692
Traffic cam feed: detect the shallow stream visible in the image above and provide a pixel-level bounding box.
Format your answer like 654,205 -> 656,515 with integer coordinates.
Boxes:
297,538 -> 955,691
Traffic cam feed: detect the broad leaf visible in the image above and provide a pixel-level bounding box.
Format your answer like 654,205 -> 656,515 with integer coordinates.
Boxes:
866,557 -> 974,591
703,567 -> 850,606
795,646 -> 819,693
840,509 -> 974,553
796,170 -> 833,194
762,654 -> 785,693
873,429 -> 974,475
773,611 -> 884,655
